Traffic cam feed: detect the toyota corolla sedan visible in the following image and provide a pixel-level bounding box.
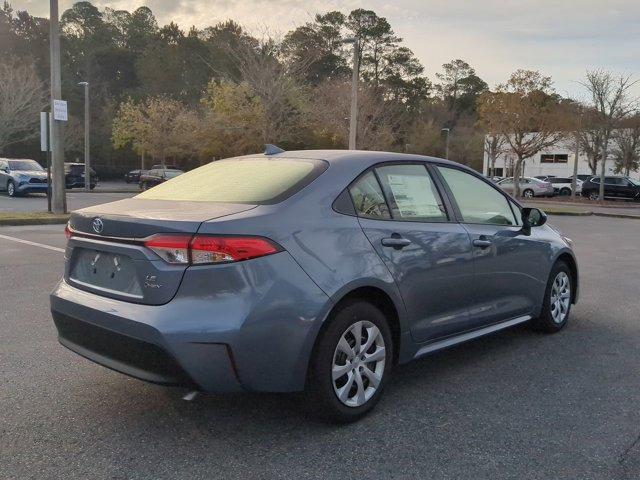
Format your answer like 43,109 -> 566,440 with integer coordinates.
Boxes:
51,149 -> 578,422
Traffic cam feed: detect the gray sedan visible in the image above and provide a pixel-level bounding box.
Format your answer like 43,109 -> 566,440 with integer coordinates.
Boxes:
51,149 -> 578,422
497,176 -> 555,198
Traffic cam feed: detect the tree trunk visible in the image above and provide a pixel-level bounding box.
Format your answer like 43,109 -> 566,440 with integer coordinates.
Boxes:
571,132 -> 579,200
599,140 -> 608,201
514,157 -> 523,198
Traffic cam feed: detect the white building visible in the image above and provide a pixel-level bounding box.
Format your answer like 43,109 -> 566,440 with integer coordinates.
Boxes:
483,136 -> 640,181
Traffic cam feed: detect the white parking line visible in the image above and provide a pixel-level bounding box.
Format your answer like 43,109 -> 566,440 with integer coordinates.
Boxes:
0,234 -> 65,253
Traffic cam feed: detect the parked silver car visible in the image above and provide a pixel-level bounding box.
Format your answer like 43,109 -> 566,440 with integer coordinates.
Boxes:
497,177 -> 555,198
0,158 -> 48,197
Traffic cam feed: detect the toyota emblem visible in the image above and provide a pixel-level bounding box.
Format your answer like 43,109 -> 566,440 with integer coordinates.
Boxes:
92,217 -> 104,234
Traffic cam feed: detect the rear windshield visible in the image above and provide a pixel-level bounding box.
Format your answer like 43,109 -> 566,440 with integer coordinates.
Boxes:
136,157 -> 327,204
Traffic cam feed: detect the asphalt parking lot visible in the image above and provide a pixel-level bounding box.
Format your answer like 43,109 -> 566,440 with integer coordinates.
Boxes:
1,215 -> 640,479
0,190 -> 135,213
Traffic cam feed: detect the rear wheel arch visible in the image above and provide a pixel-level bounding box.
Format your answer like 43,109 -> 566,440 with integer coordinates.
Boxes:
314,286 -> 401,366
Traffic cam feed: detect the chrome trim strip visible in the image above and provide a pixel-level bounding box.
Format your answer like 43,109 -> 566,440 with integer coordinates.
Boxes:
414,315 -> 531,359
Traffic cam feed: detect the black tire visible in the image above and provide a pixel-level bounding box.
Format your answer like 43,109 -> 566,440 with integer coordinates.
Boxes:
530,261 -> 573,333
306,300 -> 393,423
140,182 -> 147,191
587,191 -> 599,201
560,187 -> 571,196
6,180 -> 17,197
523,189 -> 534,199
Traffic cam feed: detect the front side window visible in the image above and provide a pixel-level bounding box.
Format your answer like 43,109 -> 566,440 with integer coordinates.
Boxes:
349,171 -> 390,219
375,164 -> 447,222
438,166 -> 517,226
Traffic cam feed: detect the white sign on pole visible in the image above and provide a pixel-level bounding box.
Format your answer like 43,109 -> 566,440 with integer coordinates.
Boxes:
53,99 -> 68,121
40,112 -> 48,152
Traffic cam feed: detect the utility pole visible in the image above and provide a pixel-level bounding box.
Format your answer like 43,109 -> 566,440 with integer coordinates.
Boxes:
49,0 -> 66,213
79,82 -> 90,192
347,38 -> 360,150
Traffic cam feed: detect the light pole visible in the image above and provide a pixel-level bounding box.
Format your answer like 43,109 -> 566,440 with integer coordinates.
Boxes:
441,128 -> 450,159
78,82 -> 90,192
49,0 -> 66,213
343,37 -> 359,150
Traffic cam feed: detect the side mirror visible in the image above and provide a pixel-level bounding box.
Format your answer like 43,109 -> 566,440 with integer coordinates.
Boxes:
2,167 -> 9,173
521,207 -> 547,235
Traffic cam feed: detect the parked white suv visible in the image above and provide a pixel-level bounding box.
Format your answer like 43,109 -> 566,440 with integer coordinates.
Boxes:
548,177 -> 582,196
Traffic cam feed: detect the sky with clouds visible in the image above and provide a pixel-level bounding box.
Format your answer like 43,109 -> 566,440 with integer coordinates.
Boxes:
12,0 -> 640,98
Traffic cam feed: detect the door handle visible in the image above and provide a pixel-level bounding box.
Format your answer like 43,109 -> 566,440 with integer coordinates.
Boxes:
381,237 -> 412,249
472,239 -> 492,249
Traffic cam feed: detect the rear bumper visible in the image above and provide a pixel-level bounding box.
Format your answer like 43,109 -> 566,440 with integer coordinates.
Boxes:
50,252 -> 332,393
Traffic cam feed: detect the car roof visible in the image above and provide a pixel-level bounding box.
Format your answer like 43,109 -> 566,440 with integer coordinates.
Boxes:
239,149 -> 467,171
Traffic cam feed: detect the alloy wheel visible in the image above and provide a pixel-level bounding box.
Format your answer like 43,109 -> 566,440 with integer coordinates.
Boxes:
589,192 -> 599,201
550,271 -> 571,324
332,320 -> 386,407
7,182 -> 15,197
523,189 -> 534,198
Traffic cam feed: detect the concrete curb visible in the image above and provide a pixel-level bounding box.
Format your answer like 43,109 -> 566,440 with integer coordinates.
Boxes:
67,189 -> 139,194
544,210 -> 640,220
0,215 -> 70,226
593,212 -> 640,220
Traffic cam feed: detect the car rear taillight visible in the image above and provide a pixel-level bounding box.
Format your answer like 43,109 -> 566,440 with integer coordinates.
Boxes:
144,234 -> 279,265
64,223 -> 72,240
144,234 -> 191,264
190,236 -> 279,264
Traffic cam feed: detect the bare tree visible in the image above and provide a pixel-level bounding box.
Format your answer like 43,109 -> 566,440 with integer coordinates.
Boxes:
477,70 -> 567,197
0,57 -> 47,153
612,115 -> 640,176
580,71 -> 638,200
310,79 -> 397,150
227,37 -> 311,145
483,134 -> 507,177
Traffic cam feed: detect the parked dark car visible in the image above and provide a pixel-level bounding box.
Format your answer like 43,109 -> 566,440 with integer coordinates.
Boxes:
51,149 -> 578,422
65,163 -> 98,189
139,168 -> 184,190
124,169 -> 146,183
151,164 -> 179,170
576,174 -> 593,182
581,175 -> 640,201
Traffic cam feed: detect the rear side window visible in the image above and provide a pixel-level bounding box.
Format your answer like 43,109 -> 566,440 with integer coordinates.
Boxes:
375,164 -> 447,222
349,171 -> 390,219
438,166 -> 517,226
136,157 -> 327,204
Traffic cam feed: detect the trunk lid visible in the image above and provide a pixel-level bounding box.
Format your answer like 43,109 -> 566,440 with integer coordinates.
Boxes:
66,198 -> 256,305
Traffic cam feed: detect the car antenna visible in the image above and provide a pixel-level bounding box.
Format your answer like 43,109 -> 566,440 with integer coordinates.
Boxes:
264,144 -> 285,155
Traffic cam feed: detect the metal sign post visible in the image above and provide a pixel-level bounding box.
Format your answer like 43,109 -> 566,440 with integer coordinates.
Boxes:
40,112 -> 53,212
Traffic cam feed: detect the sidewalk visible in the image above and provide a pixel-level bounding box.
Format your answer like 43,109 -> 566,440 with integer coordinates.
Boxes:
525,199 -> 640,220
73,180 -> 139,193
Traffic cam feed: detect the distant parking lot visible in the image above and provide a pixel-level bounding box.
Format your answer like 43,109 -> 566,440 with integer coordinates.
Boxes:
0,190 -> 135,213
1,214 -> 640,479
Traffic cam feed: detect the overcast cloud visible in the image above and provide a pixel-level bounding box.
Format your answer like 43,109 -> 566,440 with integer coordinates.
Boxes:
12,0 -> 640,98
